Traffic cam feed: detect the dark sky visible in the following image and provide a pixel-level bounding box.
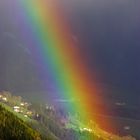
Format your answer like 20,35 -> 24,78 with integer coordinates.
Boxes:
62,0 -> 140,93
0,0 -> 140,104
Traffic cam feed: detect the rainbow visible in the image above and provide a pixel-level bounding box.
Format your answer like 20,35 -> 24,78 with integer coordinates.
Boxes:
12,0 -> 113,132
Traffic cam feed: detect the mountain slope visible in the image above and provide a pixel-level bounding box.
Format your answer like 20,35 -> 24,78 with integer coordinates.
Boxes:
0,105 -> 42,140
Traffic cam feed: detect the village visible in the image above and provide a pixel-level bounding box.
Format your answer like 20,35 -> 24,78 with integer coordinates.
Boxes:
0,91 -> 33,118
0,91 -> 136,140
0,91 -> 55,120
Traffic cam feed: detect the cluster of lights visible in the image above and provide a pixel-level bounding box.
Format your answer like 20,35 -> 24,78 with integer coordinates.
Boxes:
0,94 -> 32,118
80,127 -> 93,132
13,104 -> 33,118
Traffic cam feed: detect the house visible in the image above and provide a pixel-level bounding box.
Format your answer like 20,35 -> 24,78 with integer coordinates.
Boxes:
20,103 -> 25,106
2,97 -> 7,102
13,106 -> 20,112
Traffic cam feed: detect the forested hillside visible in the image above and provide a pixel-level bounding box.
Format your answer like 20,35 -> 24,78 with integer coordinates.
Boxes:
0,104 -> 99,140
0,105 -> 42,140
0,92 -> 136,140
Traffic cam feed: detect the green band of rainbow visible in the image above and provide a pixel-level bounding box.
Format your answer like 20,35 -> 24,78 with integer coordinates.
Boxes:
12,0 -> 113,130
